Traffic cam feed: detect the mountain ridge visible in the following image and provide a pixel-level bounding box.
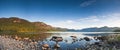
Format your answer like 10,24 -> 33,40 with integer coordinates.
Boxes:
0,17 -> 57,32
66,26 -> 120,32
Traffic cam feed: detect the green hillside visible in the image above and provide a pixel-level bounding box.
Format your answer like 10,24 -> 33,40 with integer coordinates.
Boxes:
0,17 -> 56,32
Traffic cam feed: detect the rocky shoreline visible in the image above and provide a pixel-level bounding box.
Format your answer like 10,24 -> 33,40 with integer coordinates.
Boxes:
0,35 -> 39,50
0,34 -> 120,50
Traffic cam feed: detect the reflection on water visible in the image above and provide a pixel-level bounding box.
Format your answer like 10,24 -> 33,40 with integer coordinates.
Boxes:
39,32 -> 117,50
46,33 -> 94,43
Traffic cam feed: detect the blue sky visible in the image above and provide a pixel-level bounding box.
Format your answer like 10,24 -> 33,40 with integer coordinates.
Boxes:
0,0 -> 120,29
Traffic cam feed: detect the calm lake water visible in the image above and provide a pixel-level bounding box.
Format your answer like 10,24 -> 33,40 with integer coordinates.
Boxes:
39,32 -> 119,50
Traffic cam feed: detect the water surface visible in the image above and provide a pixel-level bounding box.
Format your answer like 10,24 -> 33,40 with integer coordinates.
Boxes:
40,32 -> 118,50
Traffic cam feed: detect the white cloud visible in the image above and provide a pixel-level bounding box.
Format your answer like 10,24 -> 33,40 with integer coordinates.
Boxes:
80,0 -> 96,7
100,13 -> 120,27
48,13 -> 120,29
78,16 -> 100,22
48,20 -> 76,29
66,20 -> 75,24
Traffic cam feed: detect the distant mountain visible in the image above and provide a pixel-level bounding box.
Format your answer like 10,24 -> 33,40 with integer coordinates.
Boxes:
78,26 -> 120,32
64,26 -> 120,32
0,17 -> 57,32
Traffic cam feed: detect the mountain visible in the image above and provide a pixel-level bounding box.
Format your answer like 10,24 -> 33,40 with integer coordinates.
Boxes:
32,22 -> 56,31
0,17 -> 56,32
79,26 -> 120,32
64,26 -> 120,32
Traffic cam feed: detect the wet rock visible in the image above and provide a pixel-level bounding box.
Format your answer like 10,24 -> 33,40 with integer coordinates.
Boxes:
84,37 -> 90,41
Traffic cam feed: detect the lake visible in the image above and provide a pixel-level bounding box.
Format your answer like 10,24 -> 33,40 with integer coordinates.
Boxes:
39,32 -> 119,50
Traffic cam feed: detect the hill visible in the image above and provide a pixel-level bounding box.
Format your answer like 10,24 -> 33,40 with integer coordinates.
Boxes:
32,22 -> 56,31
0,17 -> 56,32
79,26 -> 120,32
65,26 -> 120,32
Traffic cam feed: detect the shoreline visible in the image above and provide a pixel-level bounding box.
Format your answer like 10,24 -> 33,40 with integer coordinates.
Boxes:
0,33 -> 120,50
0,35 -> 39,50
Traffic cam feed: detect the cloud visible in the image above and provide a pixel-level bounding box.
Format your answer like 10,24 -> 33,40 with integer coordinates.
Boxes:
100,13 -> 120,27
78,16 -> 100,22
48,13 -> 120,29
80,0 -> 96,7
66,20 -> 75,24
47,20 -> 75,29
77,13 -> 120,28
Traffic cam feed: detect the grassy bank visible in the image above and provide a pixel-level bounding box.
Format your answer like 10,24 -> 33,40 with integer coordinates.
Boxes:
0,31 -> 52,41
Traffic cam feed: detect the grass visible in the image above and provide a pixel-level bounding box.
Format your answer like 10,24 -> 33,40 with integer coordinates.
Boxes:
0,31 -> 52,41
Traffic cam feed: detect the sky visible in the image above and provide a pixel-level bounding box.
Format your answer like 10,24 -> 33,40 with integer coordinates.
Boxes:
0,0 -> 120,29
